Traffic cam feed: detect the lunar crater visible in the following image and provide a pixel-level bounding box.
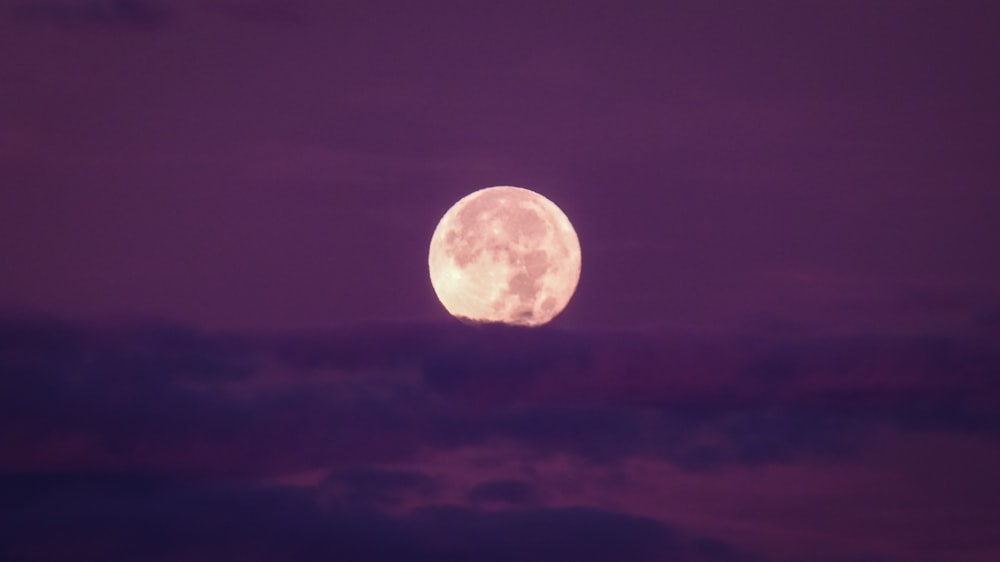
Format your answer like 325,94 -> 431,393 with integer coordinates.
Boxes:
429,186 -> 581,327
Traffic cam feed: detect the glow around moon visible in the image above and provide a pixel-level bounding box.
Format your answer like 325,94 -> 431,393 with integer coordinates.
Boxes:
428,186 -> 581,326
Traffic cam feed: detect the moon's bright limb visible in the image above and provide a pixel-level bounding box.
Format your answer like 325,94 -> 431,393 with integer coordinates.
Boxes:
428,186 -> 581,326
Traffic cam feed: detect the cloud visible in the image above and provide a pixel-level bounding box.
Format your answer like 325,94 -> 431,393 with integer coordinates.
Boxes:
1,470 -> 177,509
3,313 -> 1000,559
0,470 -> 762,562
467,478 -> 540,506
10,0 -> 171,30
2,314 -> 999,479
319,467 -> 438,510
402,505 -> 765,562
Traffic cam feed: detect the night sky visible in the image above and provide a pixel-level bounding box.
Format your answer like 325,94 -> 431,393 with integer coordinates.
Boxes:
2,1 -> 1000,561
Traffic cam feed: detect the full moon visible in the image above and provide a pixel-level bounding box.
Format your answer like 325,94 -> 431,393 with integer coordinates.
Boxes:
428,186 -> 581,326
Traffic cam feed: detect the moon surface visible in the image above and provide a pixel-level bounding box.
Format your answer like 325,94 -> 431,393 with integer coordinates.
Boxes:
428,186 -> 581,326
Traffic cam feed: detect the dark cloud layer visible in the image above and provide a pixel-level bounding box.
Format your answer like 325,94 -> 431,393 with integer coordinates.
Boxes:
320,467 -> 438,510
467,479 -> 540,506
2,314 -> 999,560
0,470 -> 759,562
3,315 -> 999,475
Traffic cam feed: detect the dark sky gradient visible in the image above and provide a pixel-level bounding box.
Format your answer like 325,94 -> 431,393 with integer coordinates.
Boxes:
2,1 -> 1000,560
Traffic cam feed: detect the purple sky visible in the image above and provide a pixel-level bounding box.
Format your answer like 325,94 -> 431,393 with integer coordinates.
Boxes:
3,0 -> 998,332
2,1 -> 1000,561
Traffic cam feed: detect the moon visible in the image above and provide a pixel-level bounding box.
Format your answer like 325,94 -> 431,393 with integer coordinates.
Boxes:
428,186 -> 581,326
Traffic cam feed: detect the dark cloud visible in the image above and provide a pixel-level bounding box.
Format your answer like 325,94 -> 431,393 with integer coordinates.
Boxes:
320,467 -> 438,510
11,0 -> 170,30
3,315 -> 1000,559
1,470 -> 177,509
467,479 -> 540,506
402,505 -> 765,562
0,471 -> 760,562
2,314 -> 999,478
420,325 -> 593,389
